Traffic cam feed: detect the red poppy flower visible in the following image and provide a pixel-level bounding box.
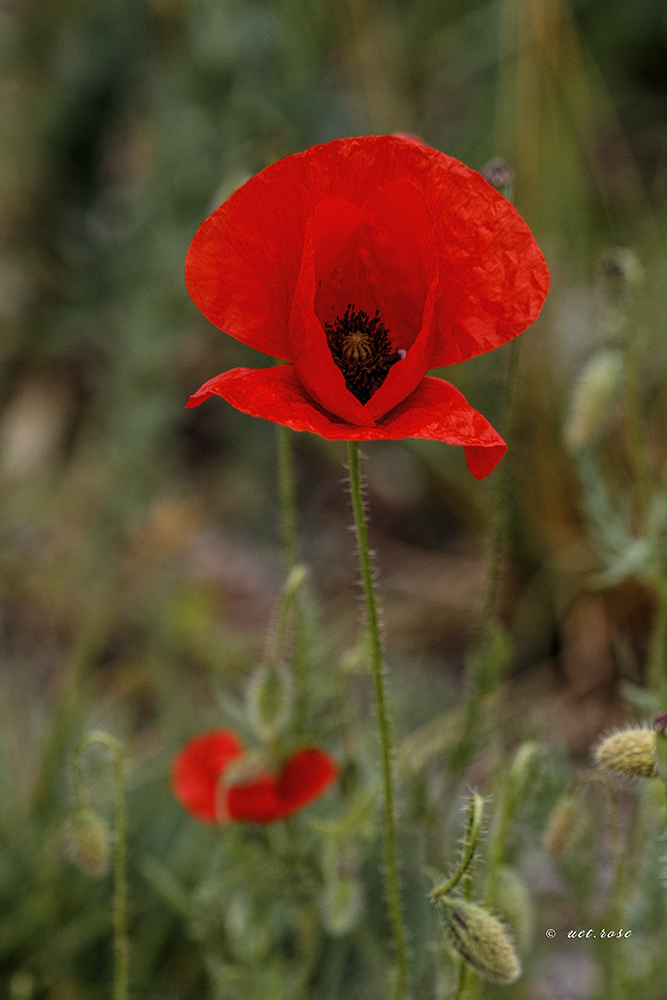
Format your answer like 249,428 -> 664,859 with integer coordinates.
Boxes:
171,729 -> 339,824
185,135 -> 549,479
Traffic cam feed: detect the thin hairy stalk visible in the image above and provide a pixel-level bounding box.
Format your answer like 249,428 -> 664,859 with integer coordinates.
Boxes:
452,337 -> 522,775
623,332 -> 651,529
479,336 -> 522,628
276,423 -> 310,728
346,440 -> 408,1000
277,424 -> 299,572
431,793 -> 484,900
647,580 -> 667,701
73,732 -> 128,1000
484,742 -> 537,908
573,771 -> 626,1000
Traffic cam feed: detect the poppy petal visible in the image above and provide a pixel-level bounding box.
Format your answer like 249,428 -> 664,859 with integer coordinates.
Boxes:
171,729 -> 244,823
227,748 -> 339,823
187,366 -> 506,478
289,195 -> 374,425
185,136 -> 548,366
276,748 -> 340,818
227,774 -> 284,824
288,181 -> 439,424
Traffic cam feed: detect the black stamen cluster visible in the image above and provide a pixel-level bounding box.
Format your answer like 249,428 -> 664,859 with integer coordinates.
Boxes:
324,304 -> 402,405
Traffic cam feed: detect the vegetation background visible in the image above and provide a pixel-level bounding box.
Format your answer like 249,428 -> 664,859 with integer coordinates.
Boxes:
2,0 -> 667,998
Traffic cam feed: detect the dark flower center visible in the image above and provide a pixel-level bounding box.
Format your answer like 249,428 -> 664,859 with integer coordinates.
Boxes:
324,304 -> 405,405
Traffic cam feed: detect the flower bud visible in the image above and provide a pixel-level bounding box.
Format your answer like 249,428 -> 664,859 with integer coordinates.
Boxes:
481,158 -> 515,192
564,348 -> 624,452
68,808 -> 110,878
320,877 -> 364,936
246,662 -> 292,743
594,727 -> 657,779
544,795 -> 578,858
436,896 -> 521,984
599,248 -> 644,307
495,866 -> 533,953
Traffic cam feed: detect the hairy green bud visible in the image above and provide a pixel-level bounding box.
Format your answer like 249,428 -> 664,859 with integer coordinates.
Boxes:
594,727 -> 657,779
437,896 -> 521,984
495,866 -> 533,953
544,795 -> 578,858
564,348 -> 624,452
321,877 -> 364,936
246,662 -> 292,743
68,808 -> 110,878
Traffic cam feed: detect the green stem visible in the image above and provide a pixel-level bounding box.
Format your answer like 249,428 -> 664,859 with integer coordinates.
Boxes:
623,328 -> 651,530
346,441 -> 408,1000
573,771 -> 625,1000
479,336 -> 522,629
647,578 -> 667,701
73,732 -> 128,1000
431,793 -> 484,900
484,741 -> 537,908
277,423 -> 299,573
276,424 -> 310,729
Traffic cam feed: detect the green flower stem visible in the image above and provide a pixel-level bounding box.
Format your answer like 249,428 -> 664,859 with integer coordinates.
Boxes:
484,742 -> 537,908
572,771 -> 626,1000
346,440 -> 408,1000
431,793 -> 484,900
647,577 -> 667,701
73,731 -> 128,1000
479,335 -> 522,631
276,423 -> 310,728
623,325 -> 651,529
277,423 -> 299,573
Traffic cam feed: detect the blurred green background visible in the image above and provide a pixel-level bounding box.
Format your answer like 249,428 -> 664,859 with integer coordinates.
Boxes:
2,0 -> 667,997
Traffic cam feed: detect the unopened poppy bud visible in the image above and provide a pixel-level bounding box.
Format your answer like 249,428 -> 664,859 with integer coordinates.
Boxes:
321,877 -> 364,936
495,866 -> 533,953
544,795 -> 578,858
599,248 -> 644,306
564,348 -> 624,452
482,158 -> 515,192
246,662 -> 292,743
68,808 -> 110,878
437,896 -> 521,984
594,727 -> 657,779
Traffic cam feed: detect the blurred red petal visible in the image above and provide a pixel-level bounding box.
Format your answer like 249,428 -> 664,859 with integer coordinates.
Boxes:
188,367 -> 506,479
276,748 -> 339,817
171,729 -> 244,823
227,747 -> 339,823
227,774 -> 283,823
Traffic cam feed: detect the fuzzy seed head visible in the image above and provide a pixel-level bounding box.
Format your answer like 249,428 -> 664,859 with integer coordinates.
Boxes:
68,808 -> 110,878
544,796 -> 578,858
564,348 -> 624,452
594,728 -> 657,779
437,896 -> 521,985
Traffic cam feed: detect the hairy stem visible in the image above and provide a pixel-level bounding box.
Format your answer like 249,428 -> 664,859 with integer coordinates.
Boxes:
277,424 -> 299,573
276,423 -> 310,728
347,440 -> 408,1000
73,731 -> 128,1000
